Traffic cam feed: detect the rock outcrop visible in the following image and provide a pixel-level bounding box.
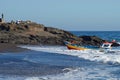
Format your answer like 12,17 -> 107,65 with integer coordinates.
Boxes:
79,36 -> 120,47
79,36 -> 105,46
0,21 -> 80,45
0,21 -> 119,47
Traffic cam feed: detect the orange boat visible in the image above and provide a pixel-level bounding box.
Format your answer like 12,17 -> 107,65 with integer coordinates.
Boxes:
64,41 -> 88,50
66,44 -> 88,50
64,41 -> 100,50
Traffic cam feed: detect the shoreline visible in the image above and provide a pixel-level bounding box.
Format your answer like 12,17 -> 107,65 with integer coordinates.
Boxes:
0,46 -> 71,77
0,43 -> 28,53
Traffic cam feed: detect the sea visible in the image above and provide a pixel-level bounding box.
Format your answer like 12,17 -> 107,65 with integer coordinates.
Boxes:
0,31 -> 120,80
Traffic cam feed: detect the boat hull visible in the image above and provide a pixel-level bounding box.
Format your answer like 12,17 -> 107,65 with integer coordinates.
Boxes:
66,44 -> 87,50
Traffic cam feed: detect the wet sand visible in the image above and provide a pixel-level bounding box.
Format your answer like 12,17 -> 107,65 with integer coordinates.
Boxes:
0,43 -> 27,53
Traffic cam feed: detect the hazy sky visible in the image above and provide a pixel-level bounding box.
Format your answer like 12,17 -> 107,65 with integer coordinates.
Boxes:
0,0 -> 120,31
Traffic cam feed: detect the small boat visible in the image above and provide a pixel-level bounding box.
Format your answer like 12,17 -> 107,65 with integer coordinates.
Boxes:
64,41 -> 88,50
64,41 -> 112,52
66,44 -> 88,50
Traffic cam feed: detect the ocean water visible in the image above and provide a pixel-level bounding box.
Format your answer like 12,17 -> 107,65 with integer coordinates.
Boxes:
71,31 -> 120,42
0,31 -> 120,80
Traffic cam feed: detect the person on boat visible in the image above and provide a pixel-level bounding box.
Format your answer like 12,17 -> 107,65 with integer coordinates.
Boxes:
70,40 -> 80,46
71,40 -> 77,44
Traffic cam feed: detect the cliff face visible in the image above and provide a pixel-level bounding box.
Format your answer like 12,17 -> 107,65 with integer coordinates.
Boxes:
0,21 -> 80,45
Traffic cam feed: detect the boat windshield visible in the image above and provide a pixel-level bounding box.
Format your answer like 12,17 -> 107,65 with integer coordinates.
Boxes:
101,43 -> 112,49
104,44 -> 110,47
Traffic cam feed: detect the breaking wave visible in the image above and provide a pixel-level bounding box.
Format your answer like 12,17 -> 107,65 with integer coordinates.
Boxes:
0,67 -> 118,80
21,46 -> 120,65
0,45 -> 120,80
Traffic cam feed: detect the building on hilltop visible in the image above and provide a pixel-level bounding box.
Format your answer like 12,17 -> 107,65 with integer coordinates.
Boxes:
0,13 -> 4,23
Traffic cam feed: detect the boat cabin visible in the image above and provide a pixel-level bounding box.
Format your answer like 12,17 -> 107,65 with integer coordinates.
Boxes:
101,42 -> 112,49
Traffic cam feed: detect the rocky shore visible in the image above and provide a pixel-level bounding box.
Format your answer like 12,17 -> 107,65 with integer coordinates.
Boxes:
0,21 -> 78,45
0,21 -> 119,47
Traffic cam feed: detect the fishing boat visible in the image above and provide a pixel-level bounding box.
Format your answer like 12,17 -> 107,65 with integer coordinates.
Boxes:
64,41 -> 113,51
64,41 -> 88,50
66,44 -> 88,50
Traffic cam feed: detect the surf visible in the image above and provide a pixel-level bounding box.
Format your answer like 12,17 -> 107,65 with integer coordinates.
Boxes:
21,46 -> 120,65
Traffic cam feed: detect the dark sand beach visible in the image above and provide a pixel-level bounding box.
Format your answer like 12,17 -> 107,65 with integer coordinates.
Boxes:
0,43 -> 28,53
0,43 -> 69,77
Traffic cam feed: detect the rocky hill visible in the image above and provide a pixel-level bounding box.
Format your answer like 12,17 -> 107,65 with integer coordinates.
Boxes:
0,21 -> 119,46
0,21 -> 80,45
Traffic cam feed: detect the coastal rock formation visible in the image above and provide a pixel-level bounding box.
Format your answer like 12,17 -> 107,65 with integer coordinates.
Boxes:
79,36 -> 120,47
79,36 -> 105,46
0,21 -> 80,45
0,21 -> 119,46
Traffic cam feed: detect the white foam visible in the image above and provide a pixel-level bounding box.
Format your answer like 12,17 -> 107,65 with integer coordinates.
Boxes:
25,77 -> 40,80
1,46 -> 120,80
21,46 -> 120,64
17,66 -> 117,80
39,67 -> 117,80
1,68 -> 114,80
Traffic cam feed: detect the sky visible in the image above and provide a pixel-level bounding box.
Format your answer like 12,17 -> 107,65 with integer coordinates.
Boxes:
0,0 -> 120,31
